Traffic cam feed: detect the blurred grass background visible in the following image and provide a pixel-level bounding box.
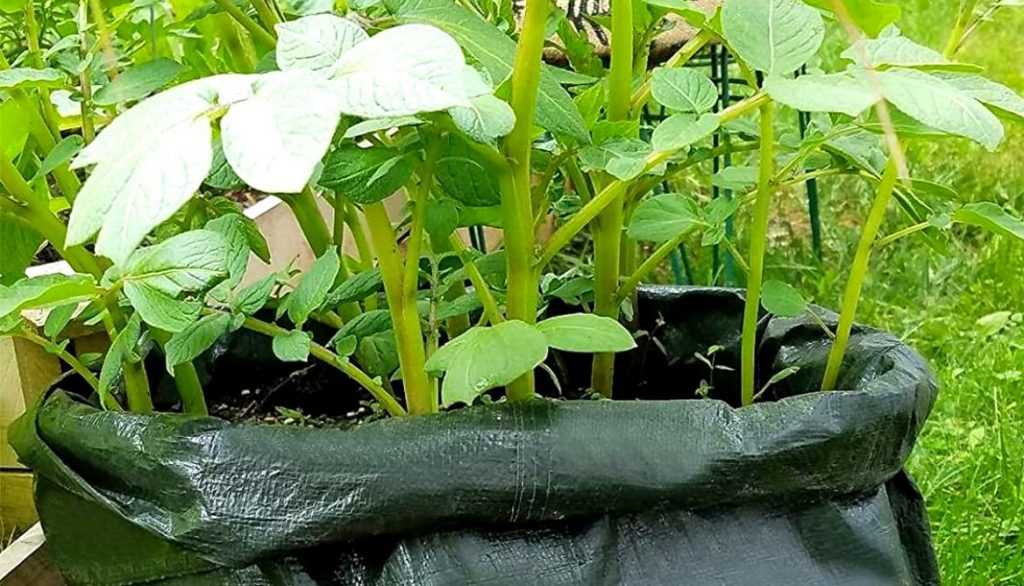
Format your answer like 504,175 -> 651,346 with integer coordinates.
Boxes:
778,2 -> 1023,582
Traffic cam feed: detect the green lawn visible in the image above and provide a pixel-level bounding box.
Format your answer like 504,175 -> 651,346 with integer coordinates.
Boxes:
788,3 -> 1024,583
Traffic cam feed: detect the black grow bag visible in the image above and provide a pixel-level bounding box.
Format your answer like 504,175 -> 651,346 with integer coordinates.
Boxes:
10,287 -> 940,585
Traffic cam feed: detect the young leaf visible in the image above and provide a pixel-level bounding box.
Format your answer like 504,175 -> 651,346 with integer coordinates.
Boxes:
165,313 -> 232,373
650,68 -> 718,113
333,334 -> 358,357
204,137 -> 245,190
0,274 -> 100,319
879,69 -> 1004,151
627,193 -> 703,243
449,94 -> 516,143
429,320 -> 549,407
764,73 -> 878,117
286,247 -> 340,326
121,230 -> 230,295
93,59 -> 185,106
841,32 -> 978,72
272,330 -> 312,362
124,283 -> 202,332
651,113 -> 720,153
761,280 -> 808,317
233,273 -> 279,315
205,214 -> 251,288
221,71 -> 344,193
98,314 -> 143,401
424,199 -> 460,242
0,67 -> 64,90
579,139 -> 651,181
275,14 -> 369,75
721,0 -> 824,75
712,166 -> 759,191
319,145 -> 416,204
952,203 -> 1024,241
434,135 -> 502,206
330,24 -> 470,117
356,331 -> 399,375
332,309 -> 392,342
0,217 -> 42,285
325,268 -> 384,305
535,314 -> 636,353
30,135 -> 84,183
43,303 -> 78,339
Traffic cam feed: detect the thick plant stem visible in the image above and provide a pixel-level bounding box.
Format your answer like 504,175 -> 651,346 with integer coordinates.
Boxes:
78,0 -> 96,143
821,158 -> 900,390
501,0 -> 549,401
364,202 -> 434,415
740,103 -> 775,407
151,330 -> 207,415
284,187 -> 331,257
590,0 -> 634,397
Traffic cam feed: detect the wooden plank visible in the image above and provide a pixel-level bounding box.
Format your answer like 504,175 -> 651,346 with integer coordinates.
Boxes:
0,337 -> 59,469
0,473 -> 36,534
0,524 -> 64,585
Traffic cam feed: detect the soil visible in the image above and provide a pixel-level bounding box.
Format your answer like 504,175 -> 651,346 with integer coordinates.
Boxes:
31,242 -> 63,266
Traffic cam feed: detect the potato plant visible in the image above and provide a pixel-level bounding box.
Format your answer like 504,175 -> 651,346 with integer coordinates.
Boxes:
2,0 -> 1023,417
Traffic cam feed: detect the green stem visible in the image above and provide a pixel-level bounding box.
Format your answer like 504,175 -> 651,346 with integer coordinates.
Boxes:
740,103 -> 775,407
875,221 -> 930,249
249,0 -> 282,32
213,0 -> 277,47
501,0 -> 549,402
15,329 -> 109,402
283,187 -> 331,257
222,311 -> 406,416
78,0 -> 96,143
449,234 -> 504,326
344,202 -> 374,270
402,137 -> 440,303
430,235 -> 472,336
18,8 -> 63,143
616,228 -> 697,304
821,158 -> 900,390
943,0 -> 979,59
150,330 -> 207,415
363,202 -> 434,414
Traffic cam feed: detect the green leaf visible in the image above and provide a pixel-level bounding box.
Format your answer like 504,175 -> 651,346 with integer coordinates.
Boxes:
325,267 -> 384,305
43,303 -> 78,339
319,144 -> 416,204
450,94 -> 516,143
764,72 -> 878,117
952,203 -> 1024,241
65,76 -> 252,264
122,230 -> 230,295
233,273 -> 279,315
333,334 -> 357,357
650,68 -> 718,113
124,282 -> 202,332
272,330 -> 312,361
424,199 -> 460,242
437,293 -> 481,321
204,137 -> 245,190
760,280 -> 808,317
93,60 -> 185,106
286,247 -> 340,326
535,314 -> 636,353
0,274 -> 100,319
331,309 -> 391,342
165,313 -> 232,373
841,31 -> 979,72
936,73 -> 1024,123
275,13 -> 368,74
356,331 -> 399,375
387,0 -> 589,141
802,0 -> 900,38
879,69 -> 1004,150
330,24 -> 471,117
221,71 -> 343,193
31,135 -> 85,183
712,166 -> 758,190
627,193 -> 703,243
579,139 -> 651,181
721,0 -> 824,75
204,214 -> 252,288
0,217 -> 42,285
0,67 -> 64,90
651,113 -> 720,153
98,314 -> 142,401
426,320 -> 549,407
434,134 -> 502,206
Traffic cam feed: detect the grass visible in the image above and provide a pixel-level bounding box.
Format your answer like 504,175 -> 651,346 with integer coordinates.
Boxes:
788,3 -> 1024,582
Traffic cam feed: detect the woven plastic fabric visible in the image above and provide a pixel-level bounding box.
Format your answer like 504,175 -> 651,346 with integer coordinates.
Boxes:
11,287 -> 940,585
